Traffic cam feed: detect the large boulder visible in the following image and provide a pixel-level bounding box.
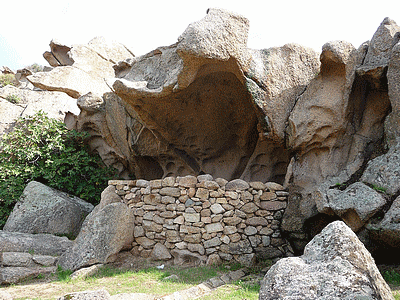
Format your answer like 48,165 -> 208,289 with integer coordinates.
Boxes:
0,85 -> 79,120
259,221 -> 393,300
27,66 -> 111,99
58,202 -> 134,271
0,252 -> 59,285
4,181 -> 94,238
324,182 -> 386,231
0,230 -> 73,256
0,266 -> 57,285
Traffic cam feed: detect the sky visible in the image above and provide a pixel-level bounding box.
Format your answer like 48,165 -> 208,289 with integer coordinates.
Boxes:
1,0 -> 400,71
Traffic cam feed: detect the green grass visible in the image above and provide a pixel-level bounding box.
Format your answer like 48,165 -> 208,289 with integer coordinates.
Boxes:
370,183 -> 387,193
6,94 -> 21,104
56,265 -> 73,282
0,74 -> 17,86
6,262 -> 400,300
199,281 -> 260,300
384,270 -> 400,285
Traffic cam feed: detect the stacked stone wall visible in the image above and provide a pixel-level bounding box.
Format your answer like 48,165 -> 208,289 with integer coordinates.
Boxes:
108,174 -> 293,266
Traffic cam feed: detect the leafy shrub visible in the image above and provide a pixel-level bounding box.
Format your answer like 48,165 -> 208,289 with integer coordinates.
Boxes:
26,63 -> 43,73
56,265 -> 72,282
6,94 -> 21,104
383,269 -> 400,284
0,73 -> 17,87
0,111 -> 117,228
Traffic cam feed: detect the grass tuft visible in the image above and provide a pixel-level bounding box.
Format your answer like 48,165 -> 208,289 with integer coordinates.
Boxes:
384,270 -> 400,285
56,265 -> 73,282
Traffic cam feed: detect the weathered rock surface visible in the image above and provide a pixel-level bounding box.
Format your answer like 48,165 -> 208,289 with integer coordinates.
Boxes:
29,8 -> 318,182
367,195 -> 400,248
0,84 -> 79,136
4,181 -> 94,238
151,243 -> 172,260
27,66 -> 111,99
361,140 -> 400,195
282,22 -> 393,240
57,289 -> 111,300
386,39 -> 400,147
0,251 -> 59,285
0,97 -> 24,136
259,221 -> 393,300
171,249 -> 206,266
20,8 -> 400,255
58,202 -> 134,271
0,266 -> 57,285
325,182 -> 386,231
0,230 -> 72,256
1,252 -> 57,267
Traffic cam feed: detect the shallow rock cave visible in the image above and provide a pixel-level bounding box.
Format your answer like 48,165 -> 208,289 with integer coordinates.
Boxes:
116,69 -> 290,182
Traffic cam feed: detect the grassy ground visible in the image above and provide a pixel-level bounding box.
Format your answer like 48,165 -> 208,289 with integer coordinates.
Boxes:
1,262 -> 260,300
1,262 -> 399,300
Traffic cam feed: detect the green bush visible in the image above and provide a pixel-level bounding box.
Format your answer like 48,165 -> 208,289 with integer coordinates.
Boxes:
26,63 -> 43,73
0,111 -> 117,228
6,94 -> 21,104
383,269 -> 400,284
0,73 -> 17,87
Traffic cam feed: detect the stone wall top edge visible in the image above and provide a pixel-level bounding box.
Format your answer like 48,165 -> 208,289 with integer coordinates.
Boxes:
108,175 -> 286,191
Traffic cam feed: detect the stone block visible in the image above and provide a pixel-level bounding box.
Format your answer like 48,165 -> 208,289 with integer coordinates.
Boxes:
260,192 -> 277,201
177,175 -> 198,188
249,181 -> 266,190
162,177 -> 176,187
183,213 -> 201,223
150,179 -> 163,189
225,179 -> 250,191
196,188 -> 210,200
143,194 -> 161,205
264,182 -> 285,191
161,196 -> 175,204
246,217 -> 269,226
160,187 -> 181,197
224,226 -> 238,235
188,243 -> 205,255
210,203 -> 225,214
205,223 -> 224,233
223,216 -> 242,226
244,226 -> 257,236
260,201 -> 287,211
136,179 -> 150,188
241,202 -> 258,214
184,233 -> 202,243
204,237 -> 221,248
151,243 -> 171,260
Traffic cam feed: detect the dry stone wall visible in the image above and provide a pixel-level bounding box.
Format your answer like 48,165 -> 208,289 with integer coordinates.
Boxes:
108,174 -> 293,266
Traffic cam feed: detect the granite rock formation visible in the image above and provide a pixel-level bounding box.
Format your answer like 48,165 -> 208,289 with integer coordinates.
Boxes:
259,221 -> 393,300
23,9 -> 400,254
3,181 -> 93,238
